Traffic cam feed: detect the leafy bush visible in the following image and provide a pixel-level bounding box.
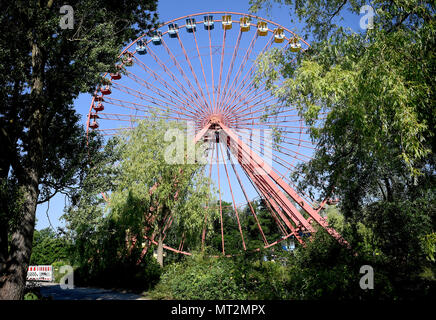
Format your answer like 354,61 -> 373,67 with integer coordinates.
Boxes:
151,253 -> 245,300
150,251 -> 294,300
23,292 -> 39,300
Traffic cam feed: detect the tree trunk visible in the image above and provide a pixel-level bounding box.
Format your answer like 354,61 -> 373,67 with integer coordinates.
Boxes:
157,233 -> 164,267
0,39 -> 44,299
0,179 -> 38,299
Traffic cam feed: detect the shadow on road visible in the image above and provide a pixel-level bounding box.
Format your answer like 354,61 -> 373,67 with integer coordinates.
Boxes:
37,283 -> 149,300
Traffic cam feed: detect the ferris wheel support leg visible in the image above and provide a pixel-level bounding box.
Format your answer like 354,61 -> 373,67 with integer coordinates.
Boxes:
215,121 -> 349,248
239,160 -> 305,246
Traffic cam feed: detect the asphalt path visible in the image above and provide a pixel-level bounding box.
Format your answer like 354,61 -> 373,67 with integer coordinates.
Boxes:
35,282 -> 149,300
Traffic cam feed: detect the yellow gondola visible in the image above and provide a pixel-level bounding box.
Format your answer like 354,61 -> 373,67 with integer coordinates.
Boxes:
222,15 -> 232,30
257,21 -> 268,36
274,28 -> 285,43
290,37 -> 301,52
240,17 -> 250,32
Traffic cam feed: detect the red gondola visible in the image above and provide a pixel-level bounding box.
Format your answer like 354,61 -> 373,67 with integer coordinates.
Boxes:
89,121 -> 99,129
93,102 -> 104,112
110,72 -> 121,80
100,85 -> 112,95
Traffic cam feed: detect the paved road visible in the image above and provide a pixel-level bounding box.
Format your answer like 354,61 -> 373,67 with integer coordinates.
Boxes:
37,282 -> 149,300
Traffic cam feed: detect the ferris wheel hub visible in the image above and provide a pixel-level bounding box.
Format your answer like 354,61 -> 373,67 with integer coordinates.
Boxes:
208,113 -> 224,125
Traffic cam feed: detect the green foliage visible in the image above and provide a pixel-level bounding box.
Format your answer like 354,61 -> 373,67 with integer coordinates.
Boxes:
64,119 -> 216,290
23,292 -> 39,300
151,253 -> 246,300
422,233 -> 436,262
150,251 -> 293,300
109,118 -> 215,251
249,0 -> 436,299
29,228 -> 70,265
206,199 -> 284,255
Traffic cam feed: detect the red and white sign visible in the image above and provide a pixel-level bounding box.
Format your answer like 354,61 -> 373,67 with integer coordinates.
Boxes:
26,265 -> 53,282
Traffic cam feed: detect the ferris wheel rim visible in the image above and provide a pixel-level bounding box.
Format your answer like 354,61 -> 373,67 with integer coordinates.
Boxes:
85,11 -> 310,139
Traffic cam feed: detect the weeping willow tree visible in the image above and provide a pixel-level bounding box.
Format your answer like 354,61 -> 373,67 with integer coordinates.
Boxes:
109,119 -> 216,267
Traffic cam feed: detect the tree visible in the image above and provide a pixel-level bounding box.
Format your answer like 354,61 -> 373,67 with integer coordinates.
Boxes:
108,119 -> 215,267
29,228 -> 70,265
250,0 -> 435,297
0,0 -> 158,299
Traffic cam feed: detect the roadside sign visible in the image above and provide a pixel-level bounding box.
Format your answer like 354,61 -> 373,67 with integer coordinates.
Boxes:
27,265 -> 53,282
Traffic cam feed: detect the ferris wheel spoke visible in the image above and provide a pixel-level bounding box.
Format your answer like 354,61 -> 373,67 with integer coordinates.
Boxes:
133,56 -> 206,114
234,133 -> 303,172
225,35 -> 274,113
224,73 -> 283,119
124,71 -> 203,119
237,122 -> 312,131
102,96 -> 193,121
226,81 -> 273,117
237,128 -> 313,162
218,141 -> 247,251
214,27 -> 227,114
95,112 -> 192,123
201,141 -> 215,250
240,112 -> 326,123
217,31 -> 259,112
112,83 -> 196,120
159,39 -> 211,114
207,25 -> 216,113
227,94 -> 279,120
176,32 -> 211,112
215,139 -> 225,255
232,102 -> 302,124
218,29 -> 243,113
223,35 -> 296,117
126,64 -> 206,118
192,28 -> 214,112
227,145 -> 269,246
139,43 -> 208,115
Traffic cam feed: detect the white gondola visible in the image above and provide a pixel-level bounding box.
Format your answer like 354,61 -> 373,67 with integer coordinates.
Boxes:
151,31 -> 162,45
203,15 -> 214,30
186,18 -> 196,33
135,39 -> 147,54
168,23 -> 179,38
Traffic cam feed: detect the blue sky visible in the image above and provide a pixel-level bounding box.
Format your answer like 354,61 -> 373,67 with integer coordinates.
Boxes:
35,0 -> 365,231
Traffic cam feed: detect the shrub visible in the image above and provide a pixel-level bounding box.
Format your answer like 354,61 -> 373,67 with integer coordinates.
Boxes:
150,253 -> 247,300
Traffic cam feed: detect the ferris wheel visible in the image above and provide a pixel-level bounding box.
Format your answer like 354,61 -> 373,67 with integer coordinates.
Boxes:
86,12 -> 348,258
